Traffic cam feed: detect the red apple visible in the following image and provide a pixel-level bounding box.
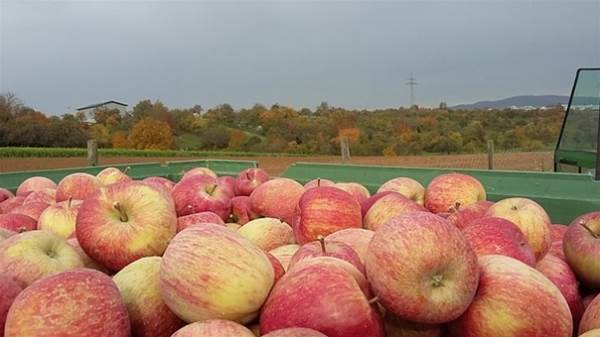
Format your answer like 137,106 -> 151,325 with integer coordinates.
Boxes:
446,200 -> 494,229
76,181 -> 177,271
564,212 -> 600,288
580,288 -> 600,334
238,217 -> 294,252
486,197 -> 551,260
66,237 -> 108,272
585,294 -> 598,310
262,328 -> 328,337
0,188 -> 14,203
250,178 -> 305,225
325,228 -> 374,264
181,167 -> 217,180
461,216 -> 536,266
0,214 -> 37,233
113,256 -> 184,337
289,236 -> 364,274
218,176 -> 236,197
235,168 -> 270,196
424,173 -> 486,214
172,175 -> 232,221
267,252 -> 285,284
22,188 -> 55,205
0,196 -> 24,214
55,173 -> 102,201
230,195 -> 259,225
0,230 -> 84,287
97,167 -> 132,186
171,320 -> 255,337
363,192 -> 427,231
361,191 -> 397,217
366,212 -> 479,324
142,176 -> 175,192
9,201 -> 48,221
293,186 -> 362,244
160,224 -> 274,323
334,182 -> 371,204
16,176 -> 56,197
378,177 -> 425,205
304,178 -> 335,190
385,314 -> 442,337
550,224 -> 568,260
38,199 -> 82,238
536,253 -> 584,329
269,244 -> 300,271
447,255 -> 573,337
4,269 -> 130,337
0,275 -> 21,334
260,257 -> 384,337
177,211 -> 225,232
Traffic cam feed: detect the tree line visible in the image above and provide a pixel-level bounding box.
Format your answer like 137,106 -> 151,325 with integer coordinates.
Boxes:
0,93 -> 566,155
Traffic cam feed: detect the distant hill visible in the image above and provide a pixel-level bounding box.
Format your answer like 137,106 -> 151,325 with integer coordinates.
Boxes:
451,95 -> 569,109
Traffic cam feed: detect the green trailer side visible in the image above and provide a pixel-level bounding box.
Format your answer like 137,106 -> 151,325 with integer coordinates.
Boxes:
282,162 -> 600,224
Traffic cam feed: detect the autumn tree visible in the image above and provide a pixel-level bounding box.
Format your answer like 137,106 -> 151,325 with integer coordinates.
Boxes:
128,118 -> 173,150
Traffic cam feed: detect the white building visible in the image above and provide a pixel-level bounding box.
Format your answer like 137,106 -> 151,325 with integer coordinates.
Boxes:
76,100 -> 128,123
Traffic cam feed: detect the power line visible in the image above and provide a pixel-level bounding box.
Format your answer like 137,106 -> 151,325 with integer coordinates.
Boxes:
406,73 -> 418,107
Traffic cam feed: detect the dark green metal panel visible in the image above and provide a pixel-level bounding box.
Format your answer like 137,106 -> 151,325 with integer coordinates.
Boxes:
555,149 -> 596,169
164,159 -> 257,181
281,162 -> 600,224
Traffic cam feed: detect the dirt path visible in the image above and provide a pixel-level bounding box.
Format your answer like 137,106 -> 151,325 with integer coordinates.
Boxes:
0,152 -> 553,176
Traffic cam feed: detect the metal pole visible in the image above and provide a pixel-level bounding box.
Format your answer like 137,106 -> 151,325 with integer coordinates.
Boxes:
87,140 -> 98,166
487,140 -> 495,170
595,107 -> 600,180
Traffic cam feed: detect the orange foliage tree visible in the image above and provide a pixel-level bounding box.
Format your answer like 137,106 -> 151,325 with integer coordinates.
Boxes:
111,131 -> 130,148
128,118 -> 173,150
228,129 -> 248,149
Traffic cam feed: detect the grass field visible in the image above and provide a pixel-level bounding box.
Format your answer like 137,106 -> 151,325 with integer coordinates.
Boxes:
0,150 -> 554,176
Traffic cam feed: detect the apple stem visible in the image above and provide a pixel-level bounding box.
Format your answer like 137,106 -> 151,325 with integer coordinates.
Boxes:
246,172 -> 250,179
206,184 -> 217,196
580,222 -> 599,239
368,296 -> 379,305
123,166 -> 131,175
317,178 -> 321,187
113,202 -> 129,222
67,197 -> 72,209
17,226 -> 26,233
317,235 -> 326,254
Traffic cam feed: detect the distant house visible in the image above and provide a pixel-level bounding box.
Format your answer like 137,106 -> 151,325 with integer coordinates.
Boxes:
76,100 -> 128,123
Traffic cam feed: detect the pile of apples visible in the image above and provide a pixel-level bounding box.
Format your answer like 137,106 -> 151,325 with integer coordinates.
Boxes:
0,166 -> 599,337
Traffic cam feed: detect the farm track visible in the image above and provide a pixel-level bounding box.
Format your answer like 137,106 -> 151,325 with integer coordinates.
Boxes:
0,152 -> 553,176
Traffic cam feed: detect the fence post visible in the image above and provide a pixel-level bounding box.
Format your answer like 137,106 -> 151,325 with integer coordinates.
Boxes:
487,140 -> 495,170
87,140 -> 98,166
340,137 -> 351,163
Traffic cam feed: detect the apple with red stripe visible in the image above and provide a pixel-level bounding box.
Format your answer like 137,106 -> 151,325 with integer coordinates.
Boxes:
424,173 -> 486,214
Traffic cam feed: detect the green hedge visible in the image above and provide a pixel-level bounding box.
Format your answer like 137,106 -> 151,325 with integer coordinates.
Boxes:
0,147 -> 298,158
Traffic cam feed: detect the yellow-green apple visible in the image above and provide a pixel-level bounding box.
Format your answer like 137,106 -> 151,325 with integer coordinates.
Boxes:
16,176 -> 56,197
113,256 -> 184,337
97,167 -> 132,186
38,199 -> 82,238
448,254 -> 572,337
378,177 -> 425,205
536,253 -> 584,330
335,182 -> 371,204
260,257 -> 384,337
424,173 -> 486,214
269,244 -> 300,271
485,197 -> 551,260
0,196 -> 24,214
446,200 -> 494,229
0,214 -> 37,232
461,216 -> 536,266
288,236 -> 364,274
4,269 -> 130,337
267,252 -> 285,284
9,201 -> 48,221
235,168 -> 270,196
550,224 -> 567,260
366,212 -> 479,324
181,167 -> 218,181
0,275 -> 21,334
160,224 -> 274,323
177,211 -> 225,232
304,178 -> 335,190
226,222 -> 242,231
363,192 -> 426,231
172,320 -> 255,337
581,295 -> 600,335
293,186 -> 362,244
218,176 -> 236,197
326,228 -> 374,264
238,217 -> 294,251
66,237 -> 109,272
76,181 -> 177,271
581,329 -> 600,337
385,314 -> 442,337
231,196 -> 259,225
22,188 -> 55,205
262,328 -> 328,337
0,188 -> 14,203
172,175 -> 232,220
250,178 -> 305,225
361,191 -> 397,217
142,176 -> 175,192
0,230 -> 84,287
56,173 -> 102,201
564,212 -> 600,288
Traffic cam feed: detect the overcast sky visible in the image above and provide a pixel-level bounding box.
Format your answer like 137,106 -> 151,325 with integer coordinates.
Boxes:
1,0 -> 599,115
